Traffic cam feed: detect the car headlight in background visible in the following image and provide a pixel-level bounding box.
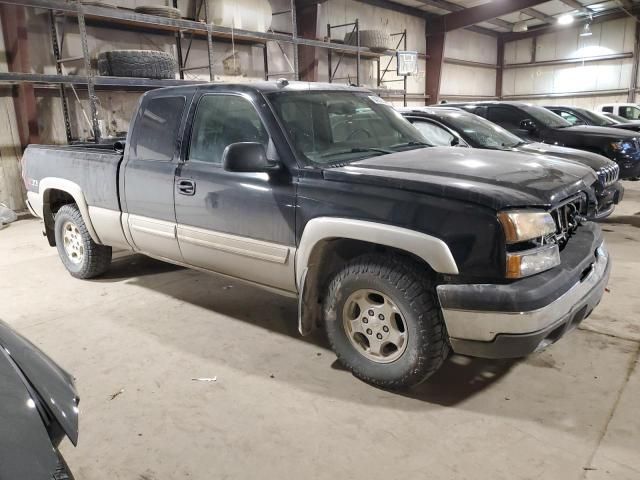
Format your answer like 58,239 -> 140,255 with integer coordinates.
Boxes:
506,244 -> 561,279
610,140 -> 636,153
498,210 -> 556,244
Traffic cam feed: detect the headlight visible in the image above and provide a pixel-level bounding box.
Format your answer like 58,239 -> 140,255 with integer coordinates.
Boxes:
610,140 -> 636,153
497,210 -> 556,244
506,244 -> 561,278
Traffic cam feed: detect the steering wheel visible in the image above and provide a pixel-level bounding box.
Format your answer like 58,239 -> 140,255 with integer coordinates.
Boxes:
346,128 -> 373,141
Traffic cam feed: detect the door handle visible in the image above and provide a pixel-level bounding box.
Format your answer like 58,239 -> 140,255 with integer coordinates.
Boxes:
177,178 -> 196,196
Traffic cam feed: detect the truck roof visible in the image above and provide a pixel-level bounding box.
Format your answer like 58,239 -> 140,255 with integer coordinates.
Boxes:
142,80 -> 373,99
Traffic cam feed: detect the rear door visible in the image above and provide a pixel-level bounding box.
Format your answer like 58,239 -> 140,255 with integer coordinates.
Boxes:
122,94 -> 190,261
174,92 -> 297,292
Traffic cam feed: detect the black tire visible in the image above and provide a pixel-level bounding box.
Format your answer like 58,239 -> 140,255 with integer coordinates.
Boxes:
97,50 -> 177,79
344,29 -> 392,52
324,254 -> 449,389
134,6 -> 181,18
54,204 -> 111,279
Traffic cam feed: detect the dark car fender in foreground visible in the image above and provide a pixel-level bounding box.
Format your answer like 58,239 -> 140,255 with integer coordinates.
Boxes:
0,320 -> 79,480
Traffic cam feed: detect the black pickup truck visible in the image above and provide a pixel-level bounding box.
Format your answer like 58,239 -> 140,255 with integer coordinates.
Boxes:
22,82 -> 610,388
441,100 -> 640,179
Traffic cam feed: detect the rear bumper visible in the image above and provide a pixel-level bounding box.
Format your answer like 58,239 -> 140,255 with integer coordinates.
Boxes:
437,224 -> 610,358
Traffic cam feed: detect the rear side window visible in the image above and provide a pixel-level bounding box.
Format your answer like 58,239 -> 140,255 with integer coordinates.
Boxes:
188,95 -> 268,165
130,96 -> 186,162
410,119 -> 455,146
486,106 -> 527,128
602,106 -> 613,113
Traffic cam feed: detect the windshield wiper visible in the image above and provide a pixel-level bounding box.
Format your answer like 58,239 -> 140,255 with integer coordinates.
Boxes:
389,141 -> 432,150
319,147 -> 394,159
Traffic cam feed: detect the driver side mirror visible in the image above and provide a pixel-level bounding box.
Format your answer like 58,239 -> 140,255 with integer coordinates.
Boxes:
519,119 -> 536,132
222,142 -> 279,173
450,136 -> 460,147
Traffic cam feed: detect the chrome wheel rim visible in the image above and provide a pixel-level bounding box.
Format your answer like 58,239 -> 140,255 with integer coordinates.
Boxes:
342,289 -> 408,363
62,221 -> 84,265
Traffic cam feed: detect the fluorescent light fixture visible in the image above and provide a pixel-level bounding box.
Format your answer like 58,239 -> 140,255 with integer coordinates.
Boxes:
513,20 -> 528,33
580,23 -> 592,37
558,14 -> 574,25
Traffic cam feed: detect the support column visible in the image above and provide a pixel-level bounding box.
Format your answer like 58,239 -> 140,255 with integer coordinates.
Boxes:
496,36 -> 504,99
0,4 -> 39,147
424,30 -> 445,105
295,1 -> 319,81
628,21 -> 640,103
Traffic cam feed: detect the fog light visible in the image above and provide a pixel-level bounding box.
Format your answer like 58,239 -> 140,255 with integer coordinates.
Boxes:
506,244 -> 561,278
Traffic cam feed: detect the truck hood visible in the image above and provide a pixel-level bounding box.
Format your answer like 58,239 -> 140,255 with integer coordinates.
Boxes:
551,125 -> 639,139
0,320 -> 79,480
323,147 -> 597,210
517,142 -> 614,171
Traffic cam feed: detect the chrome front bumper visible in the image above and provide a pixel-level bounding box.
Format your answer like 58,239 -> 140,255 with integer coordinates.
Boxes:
437,242 -> 610,358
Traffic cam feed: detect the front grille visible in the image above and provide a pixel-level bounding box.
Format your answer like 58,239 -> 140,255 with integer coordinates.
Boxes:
597,163 -> 619,187
549,193 -> 588,248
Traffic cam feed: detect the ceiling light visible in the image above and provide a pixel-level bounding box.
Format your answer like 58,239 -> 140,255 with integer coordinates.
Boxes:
580,23 -> 592,37
513,20 -> 528,32
558,14 -> 574,25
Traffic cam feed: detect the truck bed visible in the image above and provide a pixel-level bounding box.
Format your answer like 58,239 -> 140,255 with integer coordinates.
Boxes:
23,144 -> 123,212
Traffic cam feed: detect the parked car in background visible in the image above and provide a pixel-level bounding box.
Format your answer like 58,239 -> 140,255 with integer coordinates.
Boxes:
545,105 -> 640,133
439,101 -> 640,179
22,82 -> 611,388
602,112 -> 639,124
0,320 -> 79,479
400,106 -> 623,219
596,102 -> 640,121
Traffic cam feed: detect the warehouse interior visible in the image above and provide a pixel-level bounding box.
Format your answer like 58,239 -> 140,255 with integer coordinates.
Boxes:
0,1 -> 639,479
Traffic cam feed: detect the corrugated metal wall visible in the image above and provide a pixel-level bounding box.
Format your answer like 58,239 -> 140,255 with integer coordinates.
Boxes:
0,21 -> 26,211
502,16 -> 636,107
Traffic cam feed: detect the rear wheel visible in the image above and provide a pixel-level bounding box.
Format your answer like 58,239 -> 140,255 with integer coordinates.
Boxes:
324,254 -> 449,389
54,204 -> 111,279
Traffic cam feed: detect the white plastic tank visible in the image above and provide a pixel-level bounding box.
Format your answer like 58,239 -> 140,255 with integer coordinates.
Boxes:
207,0 -> 272,33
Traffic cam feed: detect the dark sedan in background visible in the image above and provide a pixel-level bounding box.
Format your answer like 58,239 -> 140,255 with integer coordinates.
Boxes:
0,320 -> 78,479
400,106 -> 623,218
544,105 -> 640,133
439,101 -> 640,180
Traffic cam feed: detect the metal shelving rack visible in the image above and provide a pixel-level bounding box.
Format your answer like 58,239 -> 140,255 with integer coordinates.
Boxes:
0,0 -> 427,142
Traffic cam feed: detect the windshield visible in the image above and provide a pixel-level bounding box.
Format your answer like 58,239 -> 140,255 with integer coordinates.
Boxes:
575,108 -> 616,126
267,91 -> 428,165
521,104 -> 572,128
439,110 -> 523,149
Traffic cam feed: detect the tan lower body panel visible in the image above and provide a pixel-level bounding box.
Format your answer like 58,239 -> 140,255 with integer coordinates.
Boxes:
88,207 -> 132,250
177,224 -> 296,293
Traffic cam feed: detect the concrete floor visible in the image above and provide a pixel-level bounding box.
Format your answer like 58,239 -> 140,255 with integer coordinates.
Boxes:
1,184 -> 639,480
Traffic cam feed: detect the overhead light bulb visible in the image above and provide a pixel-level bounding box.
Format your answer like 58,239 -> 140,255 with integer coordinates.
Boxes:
513,20 -> 528,32
558,14 -> 574,25
580,23 -> 592,36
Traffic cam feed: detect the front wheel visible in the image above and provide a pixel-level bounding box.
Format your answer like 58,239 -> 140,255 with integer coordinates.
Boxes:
324,254 -> 449,389
54,204 -> 112,279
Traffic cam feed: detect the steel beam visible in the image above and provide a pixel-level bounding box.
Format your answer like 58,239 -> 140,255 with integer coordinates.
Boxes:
0,3 -> 39,147
424,32 -> 445,105
429,0 -> 548,34
295,1 -> 318,81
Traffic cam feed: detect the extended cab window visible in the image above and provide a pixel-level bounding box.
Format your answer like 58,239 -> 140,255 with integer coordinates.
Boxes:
410,120 -> 455,146
130,96 -> 186,161
189,95 -> 269,165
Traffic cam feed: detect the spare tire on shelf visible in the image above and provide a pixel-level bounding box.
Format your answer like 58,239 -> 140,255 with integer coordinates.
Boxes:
344,29 -> 392,52
134,5 -> 182,18
97,50 -> 177,80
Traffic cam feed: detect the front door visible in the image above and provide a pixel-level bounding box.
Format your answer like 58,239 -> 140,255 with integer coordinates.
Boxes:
174,93 -> 297,292
122,94 -> 189,261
